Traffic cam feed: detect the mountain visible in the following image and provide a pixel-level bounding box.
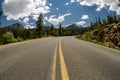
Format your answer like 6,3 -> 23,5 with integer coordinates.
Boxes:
1,23 -> 25,38
63,23 -> 88,35
65,24 -> 82,29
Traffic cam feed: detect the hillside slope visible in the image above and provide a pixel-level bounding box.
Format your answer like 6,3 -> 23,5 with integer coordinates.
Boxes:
80,22 -> 120,48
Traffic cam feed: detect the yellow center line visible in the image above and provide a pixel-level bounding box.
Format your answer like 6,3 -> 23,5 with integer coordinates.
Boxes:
51,43 -> 57,80
59,40 -> 70,80
51,40 -> 70,80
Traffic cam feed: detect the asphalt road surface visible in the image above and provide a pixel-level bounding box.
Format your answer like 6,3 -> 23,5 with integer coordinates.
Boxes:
0,36 -> 120,80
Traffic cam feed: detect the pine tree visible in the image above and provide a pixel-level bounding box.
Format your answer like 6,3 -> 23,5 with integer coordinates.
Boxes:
90,22 -> 93,30
50,24 -> 55,36
47,26 -> 50,36
98,17 -> 102,24
36,13 -> 44,38
0,10 -> 2,27
0,10 -> 2,44
59,24 -> 63,36
102,19 -> 107,25
107,15 -> 114,24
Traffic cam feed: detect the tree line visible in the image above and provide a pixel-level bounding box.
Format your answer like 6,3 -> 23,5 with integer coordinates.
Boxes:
1,9 -> 119,45
0,12 -> 83,45
89,14 -> 120,31
77,14 -> 120,47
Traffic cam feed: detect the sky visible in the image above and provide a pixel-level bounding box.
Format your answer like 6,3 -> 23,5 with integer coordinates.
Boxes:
0,0 -> 120,28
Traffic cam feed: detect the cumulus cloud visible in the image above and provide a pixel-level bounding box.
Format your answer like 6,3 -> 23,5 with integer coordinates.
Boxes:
2,0 -> 51,27
70,0 -> 120,15
23,17 -> 29,23
45,13 -> 71,25
75,21 -> 86,26
81,14 -> 89,20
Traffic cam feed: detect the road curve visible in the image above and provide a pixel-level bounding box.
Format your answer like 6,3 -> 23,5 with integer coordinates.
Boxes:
0,36 -> 120,80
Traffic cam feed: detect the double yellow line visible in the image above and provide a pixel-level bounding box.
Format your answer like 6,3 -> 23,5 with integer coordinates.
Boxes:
52,40 -> 70,80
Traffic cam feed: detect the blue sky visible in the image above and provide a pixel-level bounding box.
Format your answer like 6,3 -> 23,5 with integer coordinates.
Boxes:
0,0 -> 120,28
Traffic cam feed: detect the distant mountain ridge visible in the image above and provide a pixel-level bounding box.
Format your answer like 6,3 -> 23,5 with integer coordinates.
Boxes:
1,23 -> 24,38
65,23 -> 82,29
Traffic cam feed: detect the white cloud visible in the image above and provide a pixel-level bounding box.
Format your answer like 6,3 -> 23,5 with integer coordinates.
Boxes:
81,14 -> 89,20
3,0 -> 34,20
56,8 -> 59,11
63,24 -> 71,27
70,0 -> 76,3
25,24 -> 35,29
45,13 -> 71,25
23,17 -> 29,23
80,0 -> 98,6
49,3 -> 52,6
75,21 -> 86,26
70,0 -> 120,15
2,0 -> 51,27
117,8 -> 120,15
65,2 -> 69,6
44,16 -> 48,20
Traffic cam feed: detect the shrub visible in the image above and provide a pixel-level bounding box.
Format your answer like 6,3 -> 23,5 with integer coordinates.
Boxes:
16,37 -> 23,42
1,32 -> 18,44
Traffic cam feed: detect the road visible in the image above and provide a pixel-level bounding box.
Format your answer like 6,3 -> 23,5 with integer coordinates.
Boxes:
0,36 -> 120,80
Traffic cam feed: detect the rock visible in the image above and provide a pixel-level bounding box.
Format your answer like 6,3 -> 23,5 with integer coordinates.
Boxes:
84,22 -> 120,48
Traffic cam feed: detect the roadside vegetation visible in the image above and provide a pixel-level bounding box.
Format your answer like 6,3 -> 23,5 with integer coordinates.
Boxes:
0,9 -> 85,45
77,14 -> 120,50
1,7 -> 120,49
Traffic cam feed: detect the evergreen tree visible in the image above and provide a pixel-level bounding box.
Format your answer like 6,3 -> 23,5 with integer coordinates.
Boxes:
0,10 -> 2,27
98,17 -> 102,24
36,13 -> 44,38
0,10 -> 2,44
95,17 -> 98,24
47,26 -> 50,36
59,24 -> 63,36
118,15 -> 120,21
107,15 -> 114,24
50,24 -> 55,36
50,24 -> 54,32
102,19 -> 107,25
90,22 -> 93,30
0,10 -> 2,34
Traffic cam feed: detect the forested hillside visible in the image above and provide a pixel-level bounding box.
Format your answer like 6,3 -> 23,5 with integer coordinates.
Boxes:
77,15 -> 120,48
0,11 -> 85,45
